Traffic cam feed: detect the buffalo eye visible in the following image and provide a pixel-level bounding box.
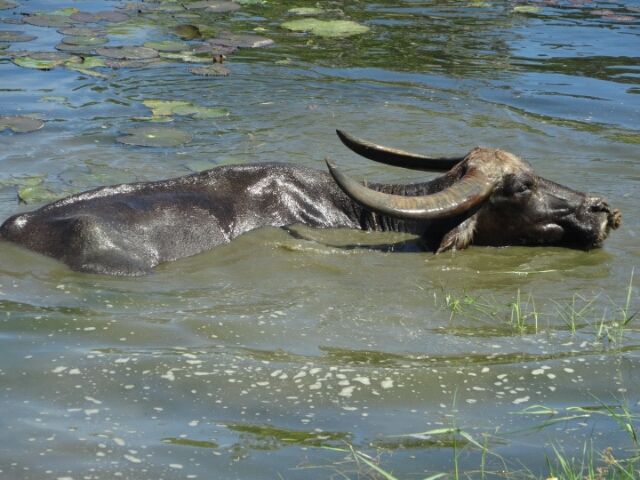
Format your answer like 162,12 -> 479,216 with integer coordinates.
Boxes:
503,174 -> 535,196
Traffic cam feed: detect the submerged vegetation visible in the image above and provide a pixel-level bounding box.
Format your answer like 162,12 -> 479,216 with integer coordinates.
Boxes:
438,270 -> 637,343
307,272 -> 639,479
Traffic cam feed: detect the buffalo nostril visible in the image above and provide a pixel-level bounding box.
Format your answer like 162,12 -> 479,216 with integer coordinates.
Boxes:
587,198 -> 609,213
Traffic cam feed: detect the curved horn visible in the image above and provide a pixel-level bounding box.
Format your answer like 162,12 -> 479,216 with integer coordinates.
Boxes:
326,160 -> 495,220
336,130 -> 465,172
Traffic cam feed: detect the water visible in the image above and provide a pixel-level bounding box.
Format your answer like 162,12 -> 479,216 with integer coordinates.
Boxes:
0,0 -> 639,478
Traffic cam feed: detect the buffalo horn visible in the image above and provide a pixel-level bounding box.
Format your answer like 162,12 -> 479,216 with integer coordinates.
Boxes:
336,130 -> 464,172
326,160 -> 495,220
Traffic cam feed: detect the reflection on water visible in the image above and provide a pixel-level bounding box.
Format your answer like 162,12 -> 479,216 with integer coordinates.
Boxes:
0,0 -> 639,478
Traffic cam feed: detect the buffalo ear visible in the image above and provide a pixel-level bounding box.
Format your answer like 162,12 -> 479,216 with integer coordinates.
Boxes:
437,215 -> 477,253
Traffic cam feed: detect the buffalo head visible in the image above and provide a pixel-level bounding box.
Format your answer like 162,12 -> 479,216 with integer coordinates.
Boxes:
328,131 -> 621,252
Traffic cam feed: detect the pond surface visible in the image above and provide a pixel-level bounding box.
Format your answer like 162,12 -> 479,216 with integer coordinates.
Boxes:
1,0 -> 639,478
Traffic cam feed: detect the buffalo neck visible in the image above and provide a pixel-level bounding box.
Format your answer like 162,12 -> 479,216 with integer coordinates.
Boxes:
347,169 -> 465,239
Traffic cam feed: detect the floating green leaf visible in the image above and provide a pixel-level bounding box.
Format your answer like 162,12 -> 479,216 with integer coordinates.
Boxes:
66,65 -> 108,78
226,423 -> 349,446
162,437 -> 219,449
0,30 -> 36,42
57,26 -> 106,37
22,13 -> 76,28
184,1 -> 241,13
210,32 -> 273,48
104,58 -> 164,69
193,42 -> 237,55
1,174 -> 56,204
55,43 -> 98,55
96,11 -> 129,23
0,115 -> 44,133
18,183 -> 59,204
174,24 -> 202,40
40,95 -> 72,106
117,126 -> 192,147
51,7 -> 80,16
512,5 -> 541,14
69,11 -> 97,23
12,57 -> 58,70
281,18 -> 369,38
143,40 -> 190,52
59,160 -> 138,188
69,10 -> 129,23
195,23 -> 219,38
143,99 -> 229,119
287,7 -> 324,16
159,51 -> 211,63
77,56 -> 106,69
190,64 -> 230,76
144,3 -> 185,13
12,52 -> 80,70
96,46 -> 159,60
62,35 -> 108,46
0,0 -> 17,9
606,133 -> 640,144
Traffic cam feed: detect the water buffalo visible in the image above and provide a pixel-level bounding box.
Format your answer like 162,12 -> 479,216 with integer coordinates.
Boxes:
0,130 -> 621,275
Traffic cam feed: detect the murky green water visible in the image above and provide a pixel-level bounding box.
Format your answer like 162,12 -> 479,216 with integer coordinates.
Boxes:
1,0 -> 639,478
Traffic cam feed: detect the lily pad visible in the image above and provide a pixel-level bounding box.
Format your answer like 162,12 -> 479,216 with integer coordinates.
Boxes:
0,1 -> 18,10
104,57 -> 164,69
143,40 -> 190,52
18,181 -> 59,204
58,26 -> 106,36
40,95 -> 72,106
512,5 -> 541,14
281,18 -> 369,38
55,43 -> 98,55
184,1 -> 241,13
143,99 -> 229,119
143,3 -> 185,13
190,64 -> 230,76
70,10 -> 129,23
77,56 -> 106,68
97,11 -> 129,23
174,24 -> 202,39
210,32 -> 273,48
96,45 -> 159,60
0,30 -> 36,42
12,51 -> 81,70
195,23 -> 218,38
0,175 -> 58,204
59,161 -> 139,189
65,56 -> 108,77
287,7 -> 324,16
0,115 -> 44,133
62,35 -> 108,46
51,7 -> 80,16
600,14 -> 636,22
22,13 -> 75,28
69,11 -> 98,23
117,126 -> 192,147
159,51 -> 211,63
194,42 -> 238,55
